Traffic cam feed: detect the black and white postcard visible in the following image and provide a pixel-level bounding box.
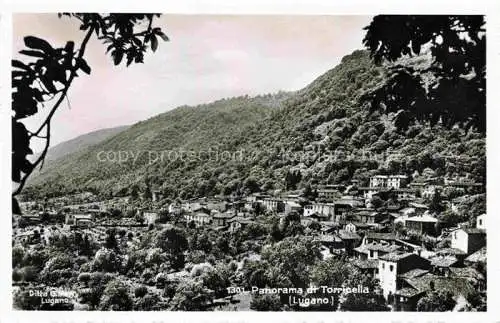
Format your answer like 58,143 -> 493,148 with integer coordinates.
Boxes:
2,1 -> 499,323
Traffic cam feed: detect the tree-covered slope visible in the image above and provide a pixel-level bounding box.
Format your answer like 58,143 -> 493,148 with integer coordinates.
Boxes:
42,125 -> 130,162
25,50 -> 485,200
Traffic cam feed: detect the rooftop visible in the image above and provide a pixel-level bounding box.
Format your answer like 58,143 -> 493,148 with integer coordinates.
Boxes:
352,259 -> 379,269
399,268 -> 429,279
436,248 -> 467,256
461,228 -> 486,235
365,232 -> 397,241
449,267 -> 485,281
355,242 -> 400,254
405,214 -> 439,223
430,256 -> 458,268
404,274 -> 475,296
465,246 -> 486,263
338,230 -> 361,240
395,287 -> 426,298
212,213 -> 235,219
379,252 -> 415,262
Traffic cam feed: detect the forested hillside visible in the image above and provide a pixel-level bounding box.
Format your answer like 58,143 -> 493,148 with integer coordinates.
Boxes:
25,50 -> 485,200
41,125 -> 130,162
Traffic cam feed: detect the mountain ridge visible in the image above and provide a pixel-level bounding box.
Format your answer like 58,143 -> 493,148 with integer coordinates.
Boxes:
40,125 -> 131,162
24,50 -> 485,201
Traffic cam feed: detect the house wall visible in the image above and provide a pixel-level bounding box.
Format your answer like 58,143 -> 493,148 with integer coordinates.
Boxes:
451,230 -> 471,254
379,260 -> 398,299
468,234 -> 486,254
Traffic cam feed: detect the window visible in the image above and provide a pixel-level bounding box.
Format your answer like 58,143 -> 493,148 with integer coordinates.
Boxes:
479,220 -> 482,225
382,263 -> 385,269
370,250 -> 374,258
390,265 -> 394,272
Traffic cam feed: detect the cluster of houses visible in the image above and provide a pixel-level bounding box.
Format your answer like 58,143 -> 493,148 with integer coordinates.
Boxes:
16,173 -> 485,311
291,175 -> 486,311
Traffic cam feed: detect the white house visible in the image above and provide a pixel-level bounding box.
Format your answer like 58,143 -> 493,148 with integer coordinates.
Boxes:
451,228 -> 486,255
344,222 -> 357,233
370,175 -> 408,189
168,203 -> 182,216
378,252 -> 430,300
184,212 -> 211,225
65,213 -> 93,227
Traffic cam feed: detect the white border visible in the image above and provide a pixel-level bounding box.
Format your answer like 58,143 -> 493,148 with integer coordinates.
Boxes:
1,1 -> 500,323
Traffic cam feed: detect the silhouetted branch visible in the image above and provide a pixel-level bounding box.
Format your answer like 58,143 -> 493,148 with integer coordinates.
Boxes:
13,25 -> 95,197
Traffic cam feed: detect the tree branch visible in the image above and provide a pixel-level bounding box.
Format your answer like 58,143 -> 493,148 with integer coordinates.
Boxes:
13,25 -> 95,197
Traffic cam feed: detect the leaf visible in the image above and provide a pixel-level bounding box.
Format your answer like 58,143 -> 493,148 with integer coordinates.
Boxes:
32,88 -> 44,102
40,75 -> 57,93
113,50 -> 124,65
157,31 -> 169,42
19,50 -> 46,58
126,54 -> 134,67
24,36 -> 54,54
12,71 -> 26,79
12,60 -> 30,71
77,57 -> 92,74
64,41 -> 75,54
20,159 -> 34,174
12,94 -> 38,119
151,35 -> 158,52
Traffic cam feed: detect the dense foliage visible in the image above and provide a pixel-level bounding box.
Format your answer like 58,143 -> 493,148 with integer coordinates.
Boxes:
26,50 -> 485,202
362,15 -> 485,132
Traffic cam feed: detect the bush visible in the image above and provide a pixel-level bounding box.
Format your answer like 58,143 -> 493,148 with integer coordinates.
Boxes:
98,280 -> 133,311
250,294 -> 282,311
12,268 -> 23,282
134,285 -> 148,298
78,272 -> 91,284
92,248 -> 122,273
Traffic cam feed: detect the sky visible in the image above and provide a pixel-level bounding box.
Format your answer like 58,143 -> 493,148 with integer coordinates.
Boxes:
13,14 -> 373,151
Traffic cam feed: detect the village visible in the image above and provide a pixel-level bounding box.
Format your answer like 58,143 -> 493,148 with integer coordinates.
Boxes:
12,172 -> 486,311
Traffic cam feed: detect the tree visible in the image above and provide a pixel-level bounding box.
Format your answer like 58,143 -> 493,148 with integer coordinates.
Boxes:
98,280 -> 133,311
12,245 -> 25,268
250,294 -> 282,311
104,229 -> 118,249
143,184 -> 153,200
285,170 -> 302,190
170,279 -> 213,311
39,252 -> 74,284
155,225 -> 189,270
370,195 -> 384,209
135,212 -> 145,225
130,184 -> 140,200
134,285 -> 148,298
92,248 -> 122,272
340,290 -> 389,311
362,15 -> 485,133
79,272 -> 115,309
134,292 -> 162,311
416,290 -> 456,312
12,14 -> 168,197
201,265 -> 231,298
429,189 -> 445,213
261,236 -> 321,288
310,257 -> 356,309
